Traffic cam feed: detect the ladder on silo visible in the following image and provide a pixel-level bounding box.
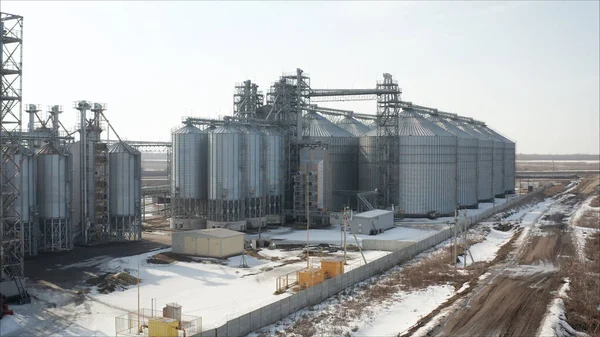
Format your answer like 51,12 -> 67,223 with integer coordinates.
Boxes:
94,142 -> 109,240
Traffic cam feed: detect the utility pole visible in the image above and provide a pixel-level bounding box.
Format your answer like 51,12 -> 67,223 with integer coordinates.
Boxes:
258,197 -> 262,240
305,165 -> 310,269
453,207 -> 458,270
343,207 -> 348,264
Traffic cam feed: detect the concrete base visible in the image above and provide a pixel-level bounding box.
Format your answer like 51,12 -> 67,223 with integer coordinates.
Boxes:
170,217 -> 205,230
247,217 -> 267,229
206,220 -> 246,231
266,214 -> 283,225
0,278 -> 24,298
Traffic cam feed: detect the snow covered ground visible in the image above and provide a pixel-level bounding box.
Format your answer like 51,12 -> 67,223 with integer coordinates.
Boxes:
4,247 -> 388,336
356,285 -> 455,337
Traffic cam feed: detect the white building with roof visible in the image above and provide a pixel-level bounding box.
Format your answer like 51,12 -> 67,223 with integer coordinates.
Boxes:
350,209 -> 394,235
171,228 -> 244,258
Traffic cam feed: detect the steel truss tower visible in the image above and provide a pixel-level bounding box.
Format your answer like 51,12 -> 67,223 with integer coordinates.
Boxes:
376,74 -> 401,207
266,69 -> 311,213
1,12 -> 30,303
234,80 -> 264,119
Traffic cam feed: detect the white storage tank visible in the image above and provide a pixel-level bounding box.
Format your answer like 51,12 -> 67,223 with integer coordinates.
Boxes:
260,127 -> 284,224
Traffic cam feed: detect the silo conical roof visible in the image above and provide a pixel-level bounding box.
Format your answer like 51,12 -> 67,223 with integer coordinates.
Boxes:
398,109 -> 456,137
109,141 -> 140,154
303,111 -> 354,137
335,116 -> 371,137
172,123 -> 202,134
426,114 -> 473,139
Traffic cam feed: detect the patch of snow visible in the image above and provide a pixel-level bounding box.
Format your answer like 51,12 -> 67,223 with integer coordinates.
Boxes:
0,316 -> 23,337
457,228 -> 515,267
456,282 -> 470,294
356,285 -> 454,337
59,255 -> 114,270
537,279 -> 589,337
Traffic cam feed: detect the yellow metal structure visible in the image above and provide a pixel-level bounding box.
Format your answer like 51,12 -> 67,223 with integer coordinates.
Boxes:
148,317 -> 179,337
321,257 -> 344,279
297,267 -> 324,288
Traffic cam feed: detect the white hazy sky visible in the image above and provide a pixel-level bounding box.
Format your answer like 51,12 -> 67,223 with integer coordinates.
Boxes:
3,1 -> 599,154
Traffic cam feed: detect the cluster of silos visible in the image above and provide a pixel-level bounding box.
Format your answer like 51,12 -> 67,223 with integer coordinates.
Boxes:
108,142 -> 142,241
303,112 -> 359,211
170,122 -> 284,230
358,108 -> 516,218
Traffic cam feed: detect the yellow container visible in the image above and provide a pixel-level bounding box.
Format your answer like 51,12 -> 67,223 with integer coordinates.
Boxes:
297,267 -> 324,288
321,257 -> 344,279
148,317 -> 179,337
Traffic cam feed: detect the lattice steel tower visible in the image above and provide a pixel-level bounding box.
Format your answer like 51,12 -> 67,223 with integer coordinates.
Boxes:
1,12 -> 30,303
376,73 -> 401,207
233,80 -> 264,119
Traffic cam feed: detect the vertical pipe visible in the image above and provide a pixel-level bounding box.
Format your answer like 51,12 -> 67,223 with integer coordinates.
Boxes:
305,164 -> 309,269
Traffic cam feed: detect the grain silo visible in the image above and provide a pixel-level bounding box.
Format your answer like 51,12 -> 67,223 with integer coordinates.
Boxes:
36,143 -> 73,251
472,124 -> 505,197
450,120 -> 494,202
396,109 -> 458,217
335,116 -> 371,137
426,113 -> 478,209
483,127 -> 516,194
303,111 -> 358,210
241,125 -> 265,228
170,123 -> 207,229
358,130 -> 378,193
207,124 -> 246,231
108,142 -> 142,241
260,127 -> 284,224
2,146 -> 38,256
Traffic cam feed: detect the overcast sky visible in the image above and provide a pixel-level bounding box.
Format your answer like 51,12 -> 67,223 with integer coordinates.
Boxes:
4,1 -> 599,154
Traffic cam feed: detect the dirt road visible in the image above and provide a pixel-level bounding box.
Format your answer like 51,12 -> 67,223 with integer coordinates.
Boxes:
429,198 -> 574,337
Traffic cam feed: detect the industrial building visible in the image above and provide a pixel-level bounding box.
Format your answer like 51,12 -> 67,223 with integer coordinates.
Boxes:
171,228 -> 244,258
168,70 -> 515,229
350,209 -> 394,235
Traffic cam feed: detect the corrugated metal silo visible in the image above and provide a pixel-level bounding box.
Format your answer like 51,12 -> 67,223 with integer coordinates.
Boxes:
426,114 -> 478,208
303,111 -> 358,210
109,142 -> 142,241
170,123 -> 207,229
473,124 -> 505,197
171,124 -> 206,199
450,120 -> 494,202
396,109 -> 458,217
207,124 -> 246,230
483,127 -> 516,194
36,143 -> 73,251
335,116 -> 371,137
358,130 -> 378,193
3,146 -> 38,256
242,125 -> 265,228
261,127 -> 284,223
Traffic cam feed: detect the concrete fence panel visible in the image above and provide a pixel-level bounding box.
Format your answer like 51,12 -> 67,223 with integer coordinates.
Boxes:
225,317 -> 240,337
200,328 -> 216,337
238,313 -> 251,336
308,285 -> 321,306
250,308 -> 262,332
215,325 -> 227,337
288,293 -> 300,314
279,296 -> 291,318
297,290 -> 308,310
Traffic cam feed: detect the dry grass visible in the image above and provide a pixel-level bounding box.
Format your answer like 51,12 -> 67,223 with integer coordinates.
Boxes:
544,183 -> 566,197
564,230 -> 600,337
576,210 -> 600,229
590,195 -> 600,208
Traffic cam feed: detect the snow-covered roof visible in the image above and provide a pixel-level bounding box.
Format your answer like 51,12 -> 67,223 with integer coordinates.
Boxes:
353,209 -> 393,219
174,228 -> 244,238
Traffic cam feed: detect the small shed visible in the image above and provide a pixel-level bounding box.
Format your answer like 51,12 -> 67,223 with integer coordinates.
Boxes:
171,228 -> 244,258
350,209 -> 394,235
